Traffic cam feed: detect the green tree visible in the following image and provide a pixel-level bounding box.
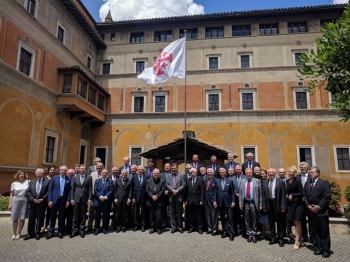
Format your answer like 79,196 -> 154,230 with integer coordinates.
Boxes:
298,3 -> 350,121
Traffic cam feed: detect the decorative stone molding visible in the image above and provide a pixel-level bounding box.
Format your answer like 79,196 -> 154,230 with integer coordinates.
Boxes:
144,31 -> 153,42
224,25 -> 232,37
279,21 -> 288,34
120,32 -> 129,43
173,28 -> 179,40
308,20 -> 320,32
198,27 -> 205,39
251,23 -> 259,36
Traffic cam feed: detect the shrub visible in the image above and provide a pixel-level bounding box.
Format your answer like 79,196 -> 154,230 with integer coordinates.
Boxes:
0,195 -> 10,211
345,186 -> 350,221
320,174 -> 342,217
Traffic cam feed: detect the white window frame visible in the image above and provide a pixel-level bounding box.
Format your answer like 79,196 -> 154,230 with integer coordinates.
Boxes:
207,55 -> 220,69
241,146 -> 258,164
206,89 -> 222,111
297,145 -> 315,167
93,146 -> 108,167
56,22 -> 66,45
333,146 -> 350,172
293,87 -> 310,109
24,0 -> 39,18
132,92 -> 147,113
292,49 -> 308,66
153,91 -> 168,112
134,59 -> 147,73
16,39 -> 36,78
238,52 -> 253,68
43,129 -> 58,165
80,139 -> 89,166
129,146 -> 144,166
239,89 -> 256,110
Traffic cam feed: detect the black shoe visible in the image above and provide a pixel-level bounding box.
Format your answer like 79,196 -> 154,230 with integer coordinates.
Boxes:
322,252 -> 331,258
102,229 -> 108,234
211,230 -> 217,236
221,232 -> 227,238
310,238 -> 317,245
122,227 -> 126,233
269,239 -> 275,245
288,233 -> 295,241
115,228 -> 121,233
80,232 -> 85,238
70,232 -> 78,238
247,236 -> 252,242
35,234 -> 41,240
278,241 -> 284,247
252,236 -> 257,243
141,227 -> 145,232
178,228 -> 184,233
58,232 -> 63,239
157,229 -> 162,235
171,229 -> 176,234
198,230 -> 203,235
133,226 -> 138,232
94,229 -> 100,236
149,228 -> 155,234
187,228 -> 195,233
24,235 -> 34,240
46,233 -> 53,240
302,237 -> 308,242
314,250 -> 323,255
206,230 -> 212,235
85,227 -> 92,233
229,235 -> 234,241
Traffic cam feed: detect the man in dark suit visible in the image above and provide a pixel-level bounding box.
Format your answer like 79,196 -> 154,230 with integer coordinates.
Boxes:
93,168 -> 113,235
224,153 -> 239,172
262,168 -> 286,247
88,157 -> 101,176
114,169 -> 133,232
47,165 -> 71,239
242,152 -> 260,175
184,168 -> 204,234
232,165 -> 245,235
204,168 -> 218,235
304,167 -> 331,258
206,155 -> 221,178
160,162 -> 171,228
166,163 -> 186,233
239,168 -> 262,243
118,156 -> 131,175
70,164 -> 92,238
109,166 -> 119,229
144,158 -> 155,179
132,165 -> 147,232
214,168 -> 235,241
24,168 -> 50,240
146,168 -> 166,234
191,154 -> 203,175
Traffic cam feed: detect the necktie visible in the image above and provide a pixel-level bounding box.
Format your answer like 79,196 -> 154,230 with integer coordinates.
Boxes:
103,179 -> 106,189
36,179 -> 41,197
206,179 -> 211,191
60,176 -> 64,196
230,162 -> 232,168
310,180 -> 315,192
249,162 -> 252,169
221,179 -> 225,190
173,175 -> 177,189
80,175 -> 84,186
112,175 -> 116,184
194,163 -> 197,169
301,174 -> 306,187
192,178 -> 195,186
213,165 -> 216,172
122,179 -> 125,186
246,179 -> 251,198
98,172 -> 101,178
269,179 -> 273,198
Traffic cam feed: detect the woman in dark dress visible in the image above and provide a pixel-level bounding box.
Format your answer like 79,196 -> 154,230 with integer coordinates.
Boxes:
286,165 -> 304,250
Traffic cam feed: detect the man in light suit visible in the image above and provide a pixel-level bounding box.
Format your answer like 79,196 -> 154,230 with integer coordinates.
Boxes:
118,156 -> 131,175
262,168 -> 286,247
47,165 -> 71,239
166,163 -> 186,233
232,165 -> 246,235
24,168 -> 50,240
70,164 -> 92,238
242,152 -> 260,175
239,168 -> 262,243
132,165 -> 147,232
184,168 -> 204,234
214,168 -> 235,241
204,168 -> 218,235
88,157 -> 101,176
206,155 -> 221,178
93,169 -> 113,235
304,167 -> 331,258
224,153 -> 239,172
114,169 -> 133,232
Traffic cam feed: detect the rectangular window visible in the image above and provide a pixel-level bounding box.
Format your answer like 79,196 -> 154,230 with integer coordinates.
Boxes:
240,55 -> 250,68
130,147 -> 143,166
130,32 -> 144,43
295,91 -> 307,109
232,25 -> 251,36
26,0 -> 36,15
135,61 -> 145,73
19,48 -> 32,76
179,29 -> 198,39
77,78 -> 87,98
298,147 -> 314,167
110,33 -> 116,41
205,27 -> 224,38
63,74 -> 72,93
44,130 -> 58,164
88,88 -> 97,105
242,93 -> 254,110
94,146 -> 108,167
87,56 -> 91,69
134,97 -> 144,112
208,57 -> 219,69
97,94 -> 105,111
335,147 -> 350,171
154,31 -> 172,42
288,22 -> 307,33
259,24 -> 278,35
57,25 -> 65,43
102,63 -> 110,74
208,94 -> 219,111
155,96 -> 166,112
294,53 -> 304,66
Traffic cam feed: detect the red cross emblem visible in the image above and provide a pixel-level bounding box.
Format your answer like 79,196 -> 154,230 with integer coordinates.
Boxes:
153,51 -> 173,76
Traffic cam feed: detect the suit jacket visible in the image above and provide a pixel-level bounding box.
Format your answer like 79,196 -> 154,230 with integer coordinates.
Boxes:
215,178 -> 235,207
47,174 -> 71,204
118,165 -> 131,175
160,172 -> 171,182
242,161 -> 260,174
93,177 -> 113,206
144,168 -> 154,180
108,174 -> 119,185
132,174 -> 147,203
90,171 -> 101,195
224,161 -> 239,172
71,174 -> 92,203
206,164 -> 221,178
303,178 -> 331,216
185,176 -> 204,205
26,177 -> 50,202
203,177 -> 217,206
87,165 -> 96,176
114,176 -> 133,203
145,178 -> 165,206
262,178 -> 286,212
296,173 -> 309,189
166,173 -> 186,202
232,174 -> 246,195
239,178 -> 262,210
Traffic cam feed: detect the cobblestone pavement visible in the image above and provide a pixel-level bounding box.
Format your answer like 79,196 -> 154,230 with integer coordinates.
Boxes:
0,220 -> 349,262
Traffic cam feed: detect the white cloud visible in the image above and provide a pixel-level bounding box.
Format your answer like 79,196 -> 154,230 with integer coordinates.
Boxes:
99,0 -> 205,21
332,0 -> 348,4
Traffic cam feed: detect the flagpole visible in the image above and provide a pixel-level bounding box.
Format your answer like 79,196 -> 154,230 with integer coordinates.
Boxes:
184,31 -> 187,174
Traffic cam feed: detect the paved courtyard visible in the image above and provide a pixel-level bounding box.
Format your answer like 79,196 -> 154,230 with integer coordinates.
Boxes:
0,220 -> 349,262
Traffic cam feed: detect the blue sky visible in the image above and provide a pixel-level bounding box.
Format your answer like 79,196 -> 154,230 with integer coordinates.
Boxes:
81,0 -> 340,22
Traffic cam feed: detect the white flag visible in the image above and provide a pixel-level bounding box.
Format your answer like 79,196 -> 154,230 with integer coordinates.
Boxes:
137,37 -> 186,84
